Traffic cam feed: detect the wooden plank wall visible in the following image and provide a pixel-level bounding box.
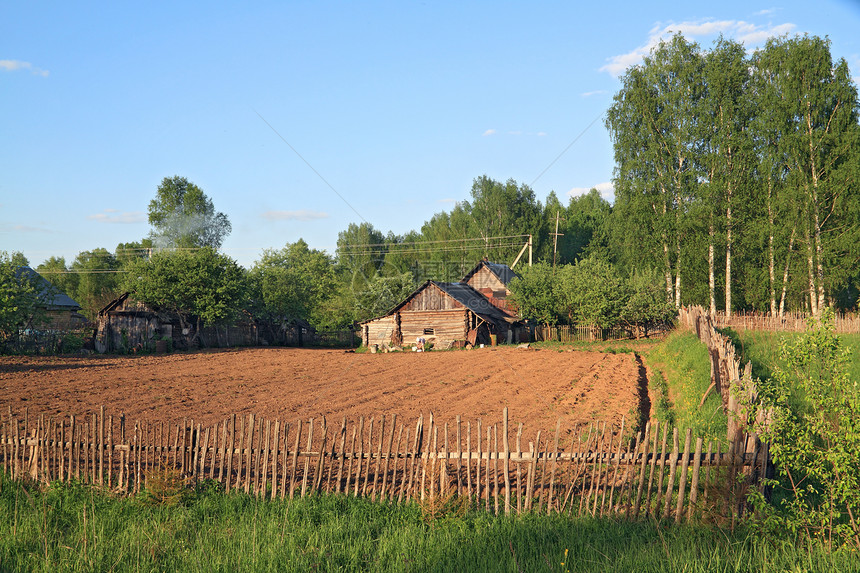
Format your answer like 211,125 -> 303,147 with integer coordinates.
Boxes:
0,406 -> 767,522
400,310 -> 468,347
404,283 -> 465,312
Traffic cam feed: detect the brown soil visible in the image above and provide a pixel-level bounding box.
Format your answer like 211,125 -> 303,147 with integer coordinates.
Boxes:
0,347 -> 645,433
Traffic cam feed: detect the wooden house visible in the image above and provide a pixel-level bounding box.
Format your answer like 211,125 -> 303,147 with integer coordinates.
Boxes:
17,266 -> 87,329
95,293 -> 310,353
359,276 -> 520,350
460,260 -> 518,314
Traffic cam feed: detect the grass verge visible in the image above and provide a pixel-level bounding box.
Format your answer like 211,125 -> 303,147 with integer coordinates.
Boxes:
644,330 -> 727,442
1,477 -> 857,573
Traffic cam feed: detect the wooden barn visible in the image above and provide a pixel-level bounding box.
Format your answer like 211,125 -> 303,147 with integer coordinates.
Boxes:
460,260 -> 518,313
359,276 -> 520,350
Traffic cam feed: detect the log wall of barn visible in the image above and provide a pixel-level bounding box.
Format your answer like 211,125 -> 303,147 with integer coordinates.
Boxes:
363,315 -> 397,347
399,309 -> 468,347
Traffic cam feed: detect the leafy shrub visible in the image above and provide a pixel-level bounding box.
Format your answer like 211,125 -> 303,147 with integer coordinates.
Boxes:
747,309 -> 860,549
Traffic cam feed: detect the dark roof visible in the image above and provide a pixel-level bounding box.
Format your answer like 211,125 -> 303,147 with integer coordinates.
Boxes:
16,267 -> 81,310
460,260 -> 518,286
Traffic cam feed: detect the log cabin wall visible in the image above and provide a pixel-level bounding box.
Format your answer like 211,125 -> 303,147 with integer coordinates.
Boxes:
363,315 -> 397,347
400,309 -> 469,347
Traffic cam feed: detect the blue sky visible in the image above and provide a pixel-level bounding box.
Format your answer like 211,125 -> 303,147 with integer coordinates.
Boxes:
3,1 -> 859,269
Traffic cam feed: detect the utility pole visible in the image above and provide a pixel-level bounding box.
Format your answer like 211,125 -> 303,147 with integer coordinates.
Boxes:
551,211 -> 564,270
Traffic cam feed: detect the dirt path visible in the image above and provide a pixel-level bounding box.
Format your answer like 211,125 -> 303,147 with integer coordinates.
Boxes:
0,347 -> 644,432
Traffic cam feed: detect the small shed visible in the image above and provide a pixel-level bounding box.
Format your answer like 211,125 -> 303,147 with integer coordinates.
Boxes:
359,280 -> 516,349
95,293 -> 172,353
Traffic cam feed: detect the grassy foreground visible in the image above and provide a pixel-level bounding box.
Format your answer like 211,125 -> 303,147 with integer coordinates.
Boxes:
1,477 -> 857,573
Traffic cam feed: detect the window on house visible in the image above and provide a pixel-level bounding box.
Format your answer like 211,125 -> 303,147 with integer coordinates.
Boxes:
423,328 -> 435,335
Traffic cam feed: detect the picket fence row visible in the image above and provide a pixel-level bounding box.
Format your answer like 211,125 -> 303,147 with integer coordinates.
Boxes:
0,407 -> 767,522
710,310 -> 860,333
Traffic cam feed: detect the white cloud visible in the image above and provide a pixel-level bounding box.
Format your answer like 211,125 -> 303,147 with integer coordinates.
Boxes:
581,90 -> 607,98
0,59 -> 49,77
567,181 -> 615,202
438,198 -> 456,204
482,129 -> 497,136
262,209 -> 329,221
536,132 -> 547,137
87,210 -> 146,224
600,19 -> 797,76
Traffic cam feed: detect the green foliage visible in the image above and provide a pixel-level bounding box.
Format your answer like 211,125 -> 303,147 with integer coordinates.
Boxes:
606,33 -> 860,312
747,310 -> 860,548
508,262 -> 557,326
353,272 -> 416,322
122,248 -> 246,333
0,253 -> 46,347
645,330 -> 727,440
1,479 -> 855,573
249,239 -> 337,327
557,256 -> 626,329
148,175 -> 232,249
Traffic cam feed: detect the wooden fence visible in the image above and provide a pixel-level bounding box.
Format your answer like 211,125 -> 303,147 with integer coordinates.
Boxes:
710,310 -> 860,333
531,324 -> 670,343
1,407 -> 767,523
678,307 -> 771,442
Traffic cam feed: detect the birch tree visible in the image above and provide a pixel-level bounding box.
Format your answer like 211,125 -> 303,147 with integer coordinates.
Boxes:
607,34 -> 705,307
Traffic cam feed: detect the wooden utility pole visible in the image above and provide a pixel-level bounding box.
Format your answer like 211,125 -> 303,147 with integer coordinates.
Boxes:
551,211 -> 564,270
511,235 -> 533,270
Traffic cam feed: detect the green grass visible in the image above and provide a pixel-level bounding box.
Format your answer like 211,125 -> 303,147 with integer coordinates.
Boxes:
720,329 -> 860,384
1,477 -> 857,573
644,331 -> 727,442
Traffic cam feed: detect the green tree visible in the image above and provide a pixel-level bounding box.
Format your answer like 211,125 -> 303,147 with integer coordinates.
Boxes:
557,256 -> 628,329
0,252 -> 45,347
250,240 -> 337,327
754,36 -> 860,316
507,262 -> 558,326
122,248 -> 245,340
700,36 -> 754,316
353,272 -> 415,322
148,176 -> 232,249
35,256 -> 78,304
70,248 -> 121,319
607,33 -> 705,308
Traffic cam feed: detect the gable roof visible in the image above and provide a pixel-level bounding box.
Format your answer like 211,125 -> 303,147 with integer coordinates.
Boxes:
16,267 -> 81,310
460,260 -> 518,287
363,279 -> 514,326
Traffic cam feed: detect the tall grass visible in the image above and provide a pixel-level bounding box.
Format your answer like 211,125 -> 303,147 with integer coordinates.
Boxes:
1,477 -> 857,573
722,329 -> 860,384
645,331 -> 727,441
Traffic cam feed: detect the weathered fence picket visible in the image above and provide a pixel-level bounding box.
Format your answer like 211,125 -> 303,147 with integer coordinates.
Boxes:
0,407 -> 769,522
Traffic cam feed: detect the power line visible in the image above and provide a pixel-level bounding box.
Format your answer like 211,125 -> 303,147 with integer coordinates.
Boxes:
253,109 -> 367,224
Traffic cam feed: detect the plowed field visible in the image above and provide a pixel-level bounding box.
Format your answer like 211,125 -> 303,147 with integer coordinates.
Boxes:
0,347 -> 647,432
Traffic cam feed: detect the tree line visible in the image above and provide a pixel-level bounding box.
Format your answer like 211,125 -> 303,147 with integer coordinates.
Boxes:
606,33 -> 860,317
3,32 -> 857,342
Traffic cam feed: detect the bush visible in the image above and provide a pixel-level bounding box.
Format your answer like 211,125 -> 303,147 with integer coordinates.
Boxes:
747,309 -> 860,549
